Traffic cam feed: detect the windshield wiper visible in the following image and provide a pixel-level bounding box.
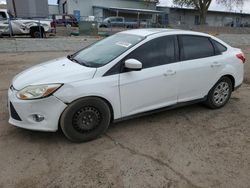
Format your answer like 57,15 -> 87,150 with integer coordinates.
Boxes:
72,58 -> 81,64
67,55 -> 92,67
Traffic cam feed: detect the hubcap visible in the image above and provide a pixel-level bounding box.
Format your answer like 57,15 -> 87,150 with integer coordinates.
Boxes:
73,107 -> 101,133
213,81 -> 230,105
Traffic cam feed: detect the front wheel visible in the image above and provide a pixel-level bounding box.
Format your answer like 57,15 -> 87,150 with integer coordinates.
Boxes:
205,77 -> 233,109
60,97 -> 111,142
31,30 -> 44,38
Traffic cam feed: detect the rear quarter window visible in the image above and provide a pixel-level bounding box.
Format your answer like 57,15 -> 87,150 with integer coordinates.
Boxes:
211,39 -> 227,55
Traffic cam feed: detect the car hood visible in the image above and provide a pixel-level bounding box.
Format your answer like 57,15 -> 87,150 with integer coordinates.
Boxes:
12,57 -> 97,90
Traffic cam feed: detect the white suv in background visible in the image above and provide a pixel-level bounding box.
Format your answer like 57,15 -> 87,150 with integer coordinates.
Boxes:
8,29 -> 245,142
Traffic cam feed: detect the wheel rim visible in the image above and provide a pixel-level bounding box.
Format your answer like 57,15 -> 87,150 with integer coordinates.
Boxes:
213,81 -> 230,105
34,32 -> 42,38
72,106 -> 101,133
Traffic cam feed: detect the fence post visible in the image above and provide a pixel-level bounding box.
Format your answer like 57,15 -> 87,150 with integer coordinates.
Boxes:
38,19 -> 42,38
8,17 -> 13,37
110,21 -> 112,33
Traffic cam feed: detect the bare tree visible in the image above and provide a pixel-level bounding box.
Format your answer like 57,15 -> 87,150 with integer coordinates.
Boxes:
173,0 -> 246,24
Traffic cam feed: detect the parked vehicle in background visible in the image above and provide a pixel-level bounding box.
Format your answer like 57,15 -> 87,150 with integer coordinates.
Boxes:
99,16 -> 138,28
51,14 -> 78,27
0,9 -> 55,38
8,29 -> 245,142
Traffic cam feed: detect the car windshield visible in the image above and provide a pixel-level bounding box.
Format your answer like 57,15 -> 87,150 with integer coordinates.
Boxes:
71,33 -> 144,67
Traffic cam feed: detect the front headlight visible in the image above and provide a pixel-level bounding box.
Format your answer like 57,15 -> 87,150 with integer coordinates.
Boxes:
17,84 -> 62,100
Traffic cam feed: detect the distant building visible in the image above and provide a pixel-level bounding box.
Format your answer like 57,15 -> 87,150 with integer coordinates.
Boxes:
6,0 -> 48,18
57,0 -> 161,21
157,6 -> 250,27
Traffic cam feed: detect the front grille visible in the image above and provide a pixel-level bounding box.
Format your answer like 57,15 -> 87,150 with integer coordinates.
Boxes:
10,102 -> 22,121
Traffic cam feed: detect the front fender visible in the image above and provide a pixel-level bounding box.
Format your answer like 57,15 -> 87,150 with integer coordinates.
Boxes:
54,80 -> 121,120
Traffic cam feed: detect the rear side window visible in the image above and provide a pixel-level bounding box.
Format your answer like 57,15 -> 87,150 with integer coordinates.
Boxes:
125,36 -> 176,69
180,35 -> 214,60
211,39 -> 227,54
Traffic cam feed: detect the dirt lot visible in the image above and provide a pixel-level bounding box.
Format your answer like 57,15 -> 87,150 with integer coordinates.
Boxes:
0,48 -> 250,188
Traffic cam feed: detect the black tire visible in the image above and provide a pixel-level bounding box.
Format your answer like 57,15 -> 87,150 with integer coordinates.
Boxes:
31,30 -> 44,38
60,97 -> 111,142
205,77 -> 233,109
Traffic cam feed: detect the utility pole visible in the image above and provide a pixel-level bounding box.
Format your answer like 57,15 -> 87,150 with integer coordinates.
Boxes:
12,0 -> 17,17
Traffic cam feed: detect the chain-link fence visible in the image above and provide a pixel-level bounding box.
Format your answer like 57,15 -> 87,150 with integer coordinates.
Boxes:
3,13 -> 250,38
72,15 -> 168,36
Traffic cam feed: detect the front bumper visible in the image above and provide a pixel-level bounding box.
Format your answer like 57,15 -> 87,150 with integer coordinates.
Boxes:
8,87 -> 67,132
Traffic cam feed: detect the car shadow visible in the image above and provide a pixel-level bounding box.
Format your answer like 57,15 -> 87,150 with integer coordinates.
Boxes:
108,103 -> 206,130
6,103 -> 207,144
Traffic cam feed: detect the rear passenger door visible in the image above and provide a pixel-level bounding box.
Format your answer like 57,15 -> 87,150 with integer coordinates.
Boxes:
178,35 -> 224,102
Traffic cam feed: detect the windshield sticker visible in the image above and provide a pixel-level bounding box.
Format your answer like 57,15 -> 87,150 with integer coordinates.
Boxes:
116,42 -> 132,48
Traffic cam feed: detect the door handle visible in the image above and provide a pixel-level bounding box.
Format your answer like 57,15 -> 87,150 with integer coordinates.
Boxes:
164,70 -> 176,77
211,62 -> 222,68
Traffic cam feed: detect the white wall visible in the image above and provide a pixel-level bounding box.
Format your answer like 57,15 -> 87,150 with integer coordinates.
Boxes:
167,9 -> 250,27
59,0 -> 156,17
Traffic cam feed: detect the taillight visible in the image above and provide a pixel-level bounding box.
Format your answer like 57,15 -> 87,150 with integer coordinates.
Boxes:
236,53 -> 246,63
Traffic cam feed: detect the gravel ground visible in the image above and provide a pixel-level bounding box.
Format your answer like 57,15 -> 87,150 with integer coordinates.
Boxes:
0,37 -> 98,53
0,38 -> 250,188
0,33 -> 250,53
218,34 -> 250,46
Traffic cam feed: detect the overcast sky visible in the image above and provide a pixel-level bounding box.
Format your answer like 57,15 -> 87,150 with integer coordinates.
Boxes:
1,0 -> 250,13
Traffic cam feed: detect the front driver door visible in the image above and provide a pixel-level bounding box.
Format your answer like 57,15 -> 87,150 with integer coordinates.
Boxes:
119,35 -> 180,117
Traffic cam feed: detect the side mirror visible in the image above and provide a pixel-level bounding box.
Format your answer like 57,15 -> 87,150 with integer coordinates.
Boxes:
124,59 -> 142,71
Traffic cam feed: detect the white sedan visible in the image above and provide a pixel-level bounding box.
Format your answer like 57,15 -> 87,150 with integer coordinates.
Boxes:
8,29 -> 245,142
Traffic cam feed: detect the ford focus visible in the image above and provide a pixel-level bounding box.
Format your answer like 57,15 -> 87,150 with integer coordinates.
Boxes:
8,29 -> 245,142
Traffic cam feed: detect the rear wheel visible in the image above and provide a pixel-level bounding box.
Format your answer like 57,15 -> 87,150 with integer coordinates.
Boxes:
205,77 -> 233,109
60,97 -> 111,142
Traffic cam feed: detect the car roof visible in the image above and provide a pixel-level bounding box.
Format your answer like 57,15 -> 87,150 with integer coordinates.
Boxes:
121,28 -> 211,38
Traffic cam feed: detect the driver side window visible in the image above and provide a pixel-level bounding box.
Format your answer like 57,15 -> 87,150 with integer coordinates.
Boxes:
0,12 -> 7,20
125,35 -> 177,69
